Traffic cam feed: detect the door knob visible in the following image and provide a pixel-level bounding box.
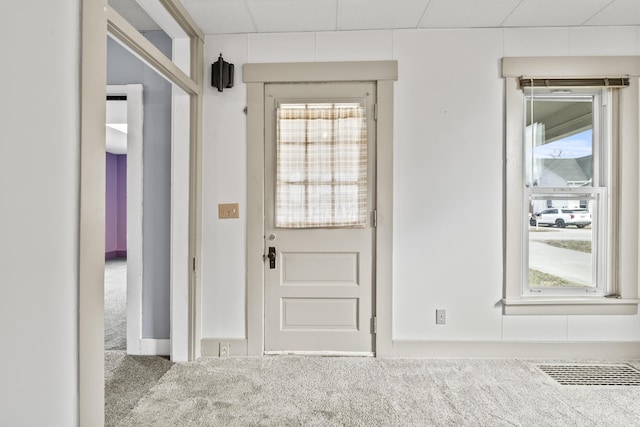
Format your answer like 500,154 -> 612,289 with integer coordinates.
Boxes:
268,247 -> 276,269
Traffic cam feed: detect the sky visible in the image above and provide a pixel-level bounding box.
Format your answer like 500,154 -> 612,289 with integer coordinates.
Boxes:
531,129 -> 593,159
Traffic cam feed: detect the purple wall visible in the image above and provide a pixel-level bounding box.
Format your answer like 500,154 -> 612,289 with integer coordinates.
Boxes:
106,153 -> 127,259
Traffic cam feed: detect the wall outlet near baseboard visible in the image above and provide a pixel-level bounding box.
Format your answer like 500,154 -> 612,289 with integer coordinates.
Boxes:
219,342 -> 230,357
436,309 -> 446,325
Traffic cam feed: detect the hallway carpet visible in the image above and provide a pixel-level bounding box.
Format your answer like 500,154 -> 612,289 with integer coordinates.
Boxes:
104,260 -> 174,426
112,357 -> 640,426
105,351 -> 173,427
105,258 -> 126,350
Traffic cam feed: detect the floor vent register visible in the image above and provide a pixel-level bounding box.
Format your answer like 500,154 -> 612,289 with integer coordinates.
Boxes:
537,363 -> 640,386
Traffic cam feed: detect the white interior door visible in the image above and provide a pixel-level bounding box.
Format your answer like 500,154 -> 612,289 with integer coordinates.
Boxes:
264,82 -> 376,354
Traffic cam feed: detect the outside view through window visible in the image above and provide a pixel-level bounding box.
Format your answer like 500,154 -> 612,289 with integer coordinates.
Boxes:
526,95 -> 595,289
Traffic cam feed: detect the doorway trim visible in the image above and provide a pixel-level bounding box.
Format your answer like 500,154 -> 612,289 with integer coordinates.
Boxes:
106,84 -> 147,355
80,1 -> 204,425
244,61 -> 397,357
104,3 -> 205,362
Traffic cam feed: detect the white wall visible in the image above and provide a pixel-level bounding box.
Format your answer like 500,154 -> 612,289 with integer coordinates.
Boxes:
0,0 -> 80,425
202,35 -> 248,338
202,27 -> 640,343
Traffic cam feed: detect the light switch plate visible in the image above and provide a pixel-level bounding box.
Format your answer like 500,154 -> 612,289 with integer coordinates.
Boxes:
218,203 -> 239,219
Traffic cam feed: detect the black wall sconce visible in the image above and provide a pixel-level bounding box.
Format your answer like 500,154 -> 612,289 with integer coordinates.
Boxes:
211,54 -> 234,92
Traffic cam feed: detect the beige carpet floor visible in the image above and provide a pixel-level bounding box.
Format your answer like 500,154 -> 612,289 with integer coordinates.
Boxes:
105,351 -> 173,427
104,253 -> 640,425
104,258 -> 127,351
109,356 -> 640,426
104,260 -> 175,426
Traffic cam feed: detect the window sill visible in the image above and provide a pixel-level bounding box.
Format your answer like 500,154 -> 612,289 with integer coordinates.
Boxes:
502,297 -> 640,315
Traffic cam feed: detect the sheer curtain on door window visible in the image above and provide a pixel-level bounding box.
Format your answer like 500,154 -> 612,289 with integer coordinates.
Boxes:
276,103 -> 368,228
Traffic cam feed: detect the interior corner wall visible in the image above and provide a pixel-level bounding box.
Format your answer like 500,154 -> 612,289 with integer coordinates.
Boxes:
107,32 -> 172,339
0,0 -> 80,425
201,27 -> 640,345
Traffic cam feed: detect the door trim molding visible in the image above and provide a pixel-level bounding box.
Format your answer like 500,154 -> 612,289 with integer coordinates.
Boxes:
81,1 -> 203,424
139,338 -> 171,355
244,61 -> 397,356
106,85 -> 145,356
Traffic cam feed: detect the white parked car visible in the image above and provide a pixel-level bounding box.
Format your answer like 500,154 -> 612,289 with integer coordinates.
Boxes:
530,208 -> 591,228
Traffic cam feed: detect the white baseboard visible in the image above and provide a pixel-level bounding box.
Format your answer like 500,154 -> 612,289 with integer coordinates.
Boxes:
390,340 -> 640,360
200,338 -> 640,360
201,339 -> 248,357
129,339 -> 171,356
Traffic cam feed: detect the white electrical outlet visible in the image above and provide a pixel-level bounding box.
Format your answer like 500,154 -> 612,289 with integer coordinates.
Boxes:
436,309 -> 446,325
220,342 -> 230,357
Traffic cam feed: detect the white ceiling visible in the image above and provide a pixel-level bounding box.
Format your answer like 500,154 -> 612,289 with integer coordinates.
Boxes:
110,0 -> 640,34
106,100 -> 128,155
184,0 -> 640,35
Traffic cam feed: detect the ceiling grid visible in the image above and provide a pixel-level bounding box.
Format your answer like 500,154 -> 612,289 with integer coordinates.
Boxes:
110,0 -> 640,35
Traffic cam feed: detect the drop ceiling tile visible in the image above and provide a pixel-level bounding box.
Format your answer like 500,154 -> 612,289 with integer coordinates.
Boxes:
419,0 -> 520,28
569,27 -> 638,56
338,0 -> 429,30
183,0 -> 256,34
246,0 -> 337,33
502,0 -> 613,27
583,0 -> 640,26
316,31 -> 393,61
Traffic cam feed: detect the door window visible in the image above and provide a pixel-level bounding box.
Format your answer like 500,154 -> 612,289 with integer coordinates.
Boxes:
276,103 -> 368,228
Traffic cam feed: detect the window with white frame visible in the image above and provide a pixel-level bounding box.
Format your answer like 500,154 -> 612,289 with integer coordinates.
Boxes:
524,88 -> 610,296
502,57 -> 640,315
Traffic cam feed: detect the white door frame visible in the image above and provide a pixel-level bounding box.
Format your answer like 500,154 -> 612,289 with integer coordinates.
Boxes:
263,82 -> 377,355
105,5 -> 204,362
106,84 -> 147,355
106,84 -> 174,357
79,1 -> 204,424
244,61 -> 397,357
